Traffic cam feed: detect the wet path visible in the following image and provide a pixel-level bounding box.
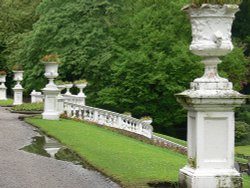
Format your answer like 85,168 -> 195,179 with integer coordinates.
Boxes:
0,107 -> 120,188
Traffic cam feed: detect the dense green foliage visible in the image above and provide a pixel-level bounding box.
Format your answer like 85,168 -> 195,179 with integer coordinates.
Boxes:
235,121 -> 250,141
0,0 -> 41,93
1,0 -> 250,134
25,117 -> 186,187
233,0 -> 250,56
236,105 -> 250,145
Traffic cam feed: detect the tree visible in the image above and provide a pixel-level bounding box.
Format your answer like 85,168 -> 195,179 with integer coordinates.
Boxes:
9,0 -> 250,135
0,0 -> 41,93
10,0 -> 117,92
233,0 -> 250,56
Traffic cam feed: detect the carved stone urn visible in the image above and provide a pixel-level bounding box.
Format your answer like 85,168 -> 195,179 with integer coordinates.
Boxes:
44,62 -> 59,89
76,83 -> 87,97
64,83 -> 73,95
176,4 -> 246,188
183,4 -> 239,90
13,71 -> 24,82
0,74 -> 6,83
182,4 -> 239,90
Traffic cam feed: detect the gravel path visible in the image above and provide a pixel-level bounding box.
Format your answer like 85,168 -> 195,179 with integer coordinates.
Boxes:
0,107 -> 120,188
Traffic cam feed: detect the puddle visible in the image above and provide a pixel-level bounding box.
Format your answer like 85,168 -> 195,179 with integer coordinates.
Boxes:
21,134 -> 90,168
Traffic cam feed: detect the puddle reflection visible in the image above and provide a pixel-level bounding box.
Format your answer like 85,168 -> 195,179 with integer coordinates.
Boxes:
21,135 -> 89,168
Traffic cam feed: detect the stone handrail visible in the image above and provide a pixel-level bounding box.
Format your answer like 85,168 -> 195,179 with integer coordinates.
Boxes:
57,94 -> 85,113
64,101 -> 153,139
152,135 -> 187,154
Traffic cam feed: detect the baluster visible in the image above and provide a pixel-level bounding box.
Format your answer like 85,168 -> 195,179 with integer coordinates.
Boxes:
90,110 -> 94,121
67,104 -> 72,117
79,107 -> 82,119
117,116 -> 122,129
94,110 -> 99,123
83,109 -> 87,119
72,105 -> 76,118
138,123 -> 143,135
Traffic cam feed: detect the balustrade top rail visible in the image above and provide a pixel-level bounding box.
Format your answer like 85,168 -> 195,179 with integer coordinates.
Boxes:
64,101 -> 153,139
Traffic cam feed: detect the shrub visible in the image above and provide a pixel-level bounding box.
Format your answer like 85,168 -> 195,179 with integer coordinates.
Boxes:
0,70 -> 6,75
12,64 -> 23,71
41,54 -> 60,63
74,79 -> 87,84
55,80 -> 65,85
235,121 -> 250,141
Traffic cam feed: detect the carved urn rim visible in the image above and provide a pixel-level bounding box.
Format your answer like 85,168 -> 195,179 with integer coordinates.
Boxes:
182,4 -> 239,15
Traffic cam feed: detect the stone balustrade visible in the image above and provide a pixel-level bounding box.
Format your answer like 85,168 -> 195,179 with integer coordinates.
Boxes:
64,101 -> 153,139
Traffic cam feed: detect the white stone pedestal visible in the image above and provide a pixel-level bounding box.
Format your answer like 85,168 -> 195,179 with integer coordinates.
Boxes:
176,90 -> 245,188
177,4 -> 245,188
42,88 -> 60,120
0,83 -> 7,100
13,84 -> 23,105
42,61 -> 60,120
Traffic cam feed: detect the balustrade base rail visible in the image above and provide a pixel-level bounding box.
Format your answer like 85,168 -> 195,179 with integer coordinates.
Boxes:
152,135 -> 187,155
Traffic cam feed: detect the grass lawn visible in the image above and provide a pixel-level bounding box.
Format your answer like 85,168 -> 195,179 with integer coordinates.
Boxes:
243,174 -> 250,188
154,132 -> 187,147
25,117 -> 186,187
0,98 -> 13,106
235,157 -> 248,164
236,145 -> 250,156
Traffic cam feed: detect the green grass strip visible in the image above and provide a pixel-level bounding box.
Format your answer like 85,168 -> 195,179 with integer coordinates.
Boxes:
12,102 -> 43,111
154,132 -> 187,147
235,157 -> 248,164
0,98 -> 13,106
25,117 -> 186,187
236,145 -> 250,156
243,174 -> 250,188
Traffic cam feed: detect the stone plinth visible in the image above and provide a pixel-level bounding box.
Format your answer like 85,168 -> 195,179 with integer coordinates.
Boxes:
13,84 -> 23,105
0,83 -> 7,100
176,89 -> 246,188
42,87 -> 60,120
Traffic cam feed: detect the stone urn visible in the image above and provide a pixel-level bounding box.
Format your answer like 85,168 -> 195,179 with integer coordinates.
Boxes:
76,83 -> 87,97
141,117 -> 153,124
183,4 -> 239,90
57,84 -> 66,95
64,83 -> 73,95
13,71 -> 24,81
44,62 -> 59,89
0,75 -> 6,83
